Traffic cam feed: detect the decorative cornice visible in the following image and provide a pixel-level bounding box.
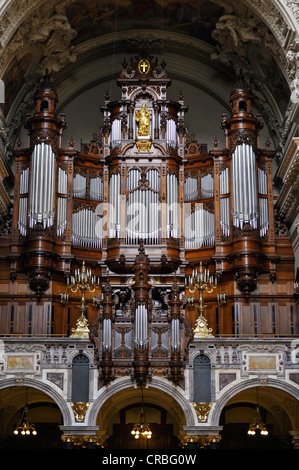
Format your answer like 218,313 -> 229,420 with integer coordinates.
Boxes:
277,137 -> 299,180
276,137 -> 299,221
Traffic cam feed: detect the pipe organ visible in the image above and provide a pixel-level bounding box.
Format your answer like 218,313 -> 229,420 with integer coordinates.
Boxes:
3,57 -> 296,386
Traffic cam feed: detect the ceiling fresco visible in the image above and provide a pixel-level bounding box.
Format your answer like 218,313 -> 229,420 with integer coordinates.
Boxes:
65,0 -> 225,46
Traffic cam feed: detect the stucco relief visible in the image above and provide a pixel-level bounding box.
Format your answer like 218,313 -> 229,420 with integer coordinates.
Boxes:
0,1 -> 77,74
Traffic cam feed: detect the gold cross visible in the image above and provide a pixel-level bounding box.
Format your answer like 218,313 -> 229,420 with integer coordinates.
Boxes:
138,60 -> 150,74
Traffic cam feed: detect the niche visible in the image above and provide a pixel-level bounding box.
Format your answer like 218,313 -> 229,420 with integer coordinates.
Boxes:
71,354 -> 90,402
238,100 -> 247,112
40,100 -> 49,111
193,354 -> 211,402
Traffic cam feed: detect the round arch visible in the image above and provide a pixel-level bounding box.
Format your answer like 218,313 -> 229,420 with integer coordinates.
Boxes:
87,377 -> 196,434
210,378 -> 299,428
0,378 -> 73,426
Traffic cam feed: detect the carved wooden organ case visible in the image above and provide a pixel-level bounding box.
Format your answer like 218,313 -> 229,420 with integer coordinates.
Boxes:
6,58 -> 296,385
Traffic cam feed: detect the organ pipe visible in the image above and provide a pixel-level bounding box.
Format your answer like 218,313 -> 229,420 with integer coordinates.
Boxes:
166,173 -> 179,238
111,119 -> 121,148
90,177 -> 104,201
219,167 -> 230,237
102,318 -> 112,352
57,167 -> 67,236
201,173 -> 214,199
184,177 -> 198,201
18,197 -> 28,236
231,143 -> 258,229
28,142 -> 55,228
126,169 -> 161,244
72,208 -> 103,248
166,119 -> 177,148
73,174 -> 86,199
258,167 -> 269,236
171,318 -> 180,351
19,167 -> 29,195
108,173 -> 121,238
184,203 -> 215,248
18,167 -> 29,236
134,304 -> 148,349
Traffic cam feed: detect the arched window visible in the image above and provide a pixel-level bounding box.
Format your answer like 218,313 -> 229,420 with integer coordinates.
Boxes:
193,354 -> 211,402
71,354 -> 89,402
40,100 -> 49,111
238,100 -> 247,111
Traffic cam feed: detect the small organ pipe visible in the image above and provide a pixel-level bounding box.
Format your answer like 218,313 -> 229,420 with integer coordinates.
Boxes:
72,208 -> 103,248
57,167 -> 68,236
18,168 -> 29,236
167,173 -> 179,238
201,173 -> 214,199
134,304 -> 148,349
111,119 -> 121,148
258,167 -> 269,236
90,177 -> 103,201
184,204 -> 215,248
171,318 -> 180,351
103,318 -> 112,352
125,169 -> 161,244
219,167 -> 230,237
73,174 -> 86,198
109,173 -> 121,238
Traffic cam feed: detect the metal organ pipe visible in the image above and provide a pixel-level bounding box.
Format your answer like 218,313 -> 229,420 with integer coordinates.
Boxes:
126,169 -> 161,244
231,143 -> 258,229
166,119 -> 176,148
184,177 -> 198,201
201,174 -> 214,199
167,173 -> 179,238
18,167 -> 29,236
72,208 -> 103,248
28,142 -> 55,228
73,174 -> 86,199
90,177 -> 104,201
184,204 -> 215,248
111,119 -> 121,148
171,318 -> 180,351
219,167 -> 230,237
19,167 -> 29,195
108,173 -> 121,238
258,167 -> 269,236
57,167 -> 67,236
184,174 -> 215,248
102,318 -> 112,352
134,304 -> 148,349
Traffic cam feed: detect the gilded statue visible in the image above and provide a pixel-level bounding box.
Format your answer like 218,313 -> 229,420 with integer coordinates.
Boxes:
135,103 -> 151,137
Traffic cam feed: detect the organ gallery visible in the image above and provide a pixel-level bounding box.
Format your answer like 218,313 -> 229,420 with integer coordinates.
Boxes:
5,58 -> 295,341
0,14 -> 299,447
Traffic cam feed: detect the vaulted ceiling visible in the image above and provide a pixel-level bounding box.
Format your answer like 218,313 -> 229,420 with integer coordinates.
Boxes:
0,0 -> 299,167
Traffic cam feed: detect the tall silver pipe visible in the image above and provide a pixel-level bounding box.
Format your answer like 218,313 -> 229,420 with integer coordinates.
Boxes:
29,142 -> 55,228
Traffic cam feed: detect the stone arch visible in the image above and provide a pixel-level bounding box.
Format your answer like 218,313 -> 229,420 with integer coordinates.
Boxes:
210,377 -> 299,427
87,377 -> 196,430
0,377 -> 72,426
